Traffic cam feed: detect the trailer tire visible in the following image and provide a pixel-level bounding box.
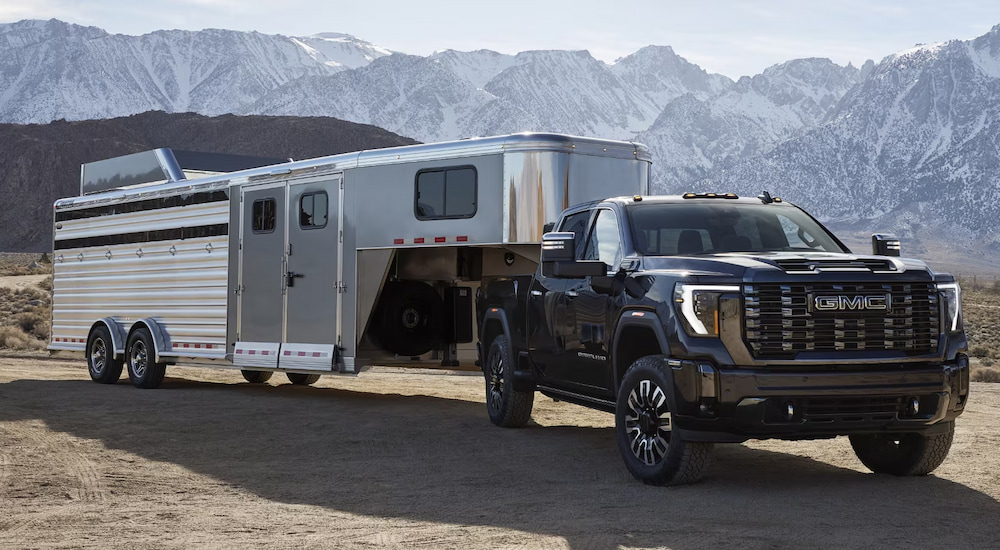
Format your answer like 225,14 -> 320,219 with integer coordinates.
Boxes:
374,280 -> 444,357
125,328 -> 166,389
286,372 -> 321,386
615,356 -> 713,486
485,335 -> 534,427
241,370 -> 273,384
86,325 -> 123,384
849,422 -> 954,476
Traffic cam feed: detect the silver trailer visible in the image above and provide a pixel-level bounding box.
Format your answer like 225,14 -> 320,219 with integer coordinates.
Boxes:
49,134 -> 651,386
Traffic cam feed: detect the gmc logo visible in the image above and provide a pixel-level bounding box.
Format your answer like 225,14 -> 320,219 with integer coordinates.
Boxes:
813,294 -> 890,311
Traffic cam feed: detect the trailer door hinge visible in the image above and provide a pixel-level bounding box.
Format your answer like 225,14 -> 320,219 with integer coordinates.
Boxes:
336,282 -> 348,293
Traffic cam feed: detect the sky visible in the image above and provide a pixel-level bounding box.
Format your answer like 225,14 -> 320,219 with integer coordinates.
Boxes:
2,0 -> 999,78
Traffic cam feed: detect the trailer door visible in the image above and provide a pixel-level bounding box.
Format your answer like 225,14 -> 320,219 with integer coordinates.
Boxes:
235,182 -> 287,367
281,175 -> 343,370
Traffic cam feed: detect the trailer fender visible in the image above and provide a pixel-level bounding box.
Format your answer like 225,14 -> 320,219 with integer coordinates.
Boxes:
611,311 -> 671,395
90,318 -> 127,359
127,318 -> 170,364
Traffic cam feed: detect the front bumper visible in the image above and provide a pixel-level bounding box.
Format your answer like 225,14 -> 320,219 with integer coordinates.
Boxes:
668,356 -> 970,443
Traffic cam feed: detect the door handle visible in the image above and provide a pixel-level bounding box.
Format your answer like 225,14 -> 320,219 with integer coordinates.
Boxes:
286,271 -> 305,287
530,290 -> 543,297
566,290 -> 579,298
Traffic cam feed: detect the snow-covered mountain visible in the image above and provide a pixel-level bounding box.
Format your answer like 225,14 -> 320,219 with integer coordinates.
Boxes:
0,19 -> 391,123
4,18 -> 1000,258
701,26 -> 1000,246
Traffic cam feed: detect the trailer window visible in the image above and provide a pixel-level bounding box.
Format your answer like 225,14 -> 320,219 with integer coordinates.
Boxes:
299,192 -> 328,229
252,198 -> 276,233
415,166 -> 477,219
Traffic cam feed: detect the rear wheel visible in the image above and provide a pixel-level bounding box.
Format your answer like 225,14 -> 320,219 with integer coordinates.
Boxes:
849,423 -> 954,476
615,356 -> 713,486
86,325 -> 123,384
286,372 -> 321,386
125,328 -> 166,389
241,370 -> 273,384
484,335 -> 533,427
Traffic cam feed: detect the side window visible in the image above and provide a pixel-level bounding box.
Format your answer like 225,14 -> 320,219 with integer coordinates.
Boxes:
558,210 -> 592,259
415,166 -> 477,219
299,192 -> 328,229
252,198 -> 276,233
584,209 -> 621,268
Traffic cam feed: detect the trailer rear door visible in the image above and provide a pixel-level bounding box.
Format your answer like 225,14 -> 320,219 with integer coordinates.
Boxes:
280,175 -> 344,370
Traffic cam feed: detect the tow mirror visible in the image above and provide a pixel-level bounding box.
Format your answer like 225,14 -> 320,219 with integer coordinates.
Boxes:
872,234 -> 901,257
541,232 -> 607,278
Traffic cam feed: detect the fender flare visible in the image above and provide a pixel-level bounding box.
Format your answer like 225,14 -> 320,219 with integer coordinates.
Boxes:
127,318 -> 170,364
611,311 -> 672,394
89,318 -> 126,359
479,307 -> 513,360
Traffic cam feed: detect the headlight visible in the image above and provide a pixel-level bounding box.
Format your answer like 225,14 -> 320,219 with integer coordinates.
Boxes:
674,284 -> 741,337
938,282 -> 962,332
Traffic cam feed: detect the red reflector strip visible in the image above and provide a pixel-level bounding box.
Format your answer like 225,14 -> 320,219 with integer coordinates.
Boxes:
393,238 -> 404,245
414,238 -> 425,244
457,236 -> 468,242
435,237 -> 446,243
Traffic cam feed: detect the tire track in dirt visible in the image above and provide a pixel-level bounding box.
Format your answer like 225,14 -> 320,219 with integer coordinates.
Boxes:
0,420 -> 107,503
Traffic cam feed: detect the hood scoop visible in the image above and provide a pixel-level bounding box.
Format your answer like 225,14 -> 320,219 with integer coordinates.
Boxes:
772,257 -> 898,273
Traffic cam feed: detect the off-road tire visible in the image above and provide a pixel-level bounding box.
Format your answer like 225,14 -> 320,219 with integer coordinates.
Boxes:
286,372 -> 321,386
615,355 -> 713,486
241,370 -> 273,384
849,422 -> 954,476
484,335 -> 534,427
125,327 -> 166,389
86,325 -> 123,384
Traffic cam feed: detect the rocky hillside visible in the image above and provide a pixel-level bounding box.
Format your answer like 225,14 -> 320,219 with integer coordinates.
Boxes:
0,111 -> 416,252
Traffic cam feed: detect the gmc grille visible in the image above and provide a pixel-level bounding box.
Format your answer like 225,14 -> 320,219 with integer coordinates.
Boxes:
744,283 -> 940,358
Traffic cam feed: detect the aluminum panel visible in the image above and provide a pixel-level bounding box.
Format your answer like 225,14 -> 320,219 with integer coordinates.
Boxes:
278,343 -> 336,371
50,236 -> 228,358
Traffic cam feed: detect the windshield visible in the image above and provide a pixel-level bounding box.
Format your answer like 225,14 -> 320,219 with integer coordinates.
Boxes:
626,202 -> 847,256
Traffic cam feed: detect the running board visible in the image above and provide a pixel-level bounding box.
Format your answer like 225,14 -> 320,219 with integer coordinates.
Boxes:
537,385 -> 616,413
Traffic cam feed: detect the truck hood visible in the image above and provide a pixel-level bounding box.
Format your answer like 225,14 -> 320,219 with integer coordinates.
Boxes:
639,251 -> 937,282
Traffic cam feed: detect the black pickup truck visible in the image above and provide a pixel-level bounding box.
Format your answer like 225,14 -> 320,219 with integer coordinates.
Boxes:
477,193 -> 968,485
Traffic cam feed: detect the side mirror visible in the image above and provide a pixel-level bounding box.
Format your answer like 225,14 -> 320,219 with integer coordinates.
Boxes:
541,232 -> 607,278
872,234 -> 901,257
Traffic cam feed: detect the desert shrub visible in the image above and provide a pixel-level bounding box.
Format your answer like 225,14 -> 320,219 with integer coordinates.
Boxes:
969,345 -> 991,358
15,312 -> 49,340
972,367 -> 1000,383
981,357 -> 995,367
36,276 -> 52,292
0,326 -> 45,350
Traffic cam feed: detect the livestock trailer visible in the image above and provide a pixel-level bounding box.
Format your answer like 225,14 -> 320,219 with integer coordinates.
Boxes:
48,133 -> 651,386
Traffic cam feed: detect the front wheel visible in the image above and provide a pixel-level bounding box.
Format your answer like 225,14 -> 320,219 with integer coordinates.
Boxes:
241,370 -> 273,384
86,325 -> 123,384
615,356 -> 713,486
849,423 -> 954,476
484,335 -> 533,427
125,328 -> 166,389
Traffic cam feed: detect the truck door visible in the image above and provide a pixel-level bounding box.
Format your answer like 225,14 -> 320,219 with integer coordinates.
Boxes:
528,209 -> 591,384
281,176 -> 344,370
558,208 -> 620,395
236,182 -> 287,367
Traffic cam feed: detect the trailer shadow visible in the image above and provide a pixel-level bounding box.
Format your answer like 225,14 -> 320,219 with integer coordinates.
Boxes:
1,374 -> 998,549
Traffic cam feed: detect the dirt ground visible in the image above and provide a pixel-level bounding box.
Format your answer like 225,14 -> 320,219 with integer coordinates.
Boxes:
0,356 -> 998,550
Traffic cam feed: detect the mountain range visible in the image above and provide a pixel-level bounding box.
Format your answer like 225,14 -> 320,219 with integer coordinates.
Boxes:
1,18 -> 999,271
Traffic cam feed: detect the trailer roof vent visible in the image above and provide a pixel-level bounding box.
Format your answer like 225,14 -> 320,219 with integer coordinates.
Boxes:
80,148 -> 290,196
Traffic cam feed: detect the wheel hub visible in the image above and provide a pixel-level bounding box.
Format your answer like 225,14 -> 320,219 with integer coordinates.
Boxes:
91,337 -> 106,374
401,308 -> 421,329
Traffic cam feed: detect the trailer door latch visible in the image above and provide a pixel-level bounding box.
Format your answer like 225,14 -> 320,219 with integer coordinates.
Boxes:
287,271 -> 304,287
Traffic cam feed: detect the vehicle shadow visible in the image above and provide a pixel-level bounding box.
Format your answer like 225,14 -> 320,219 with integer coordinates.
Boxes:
1,375 -> 997,549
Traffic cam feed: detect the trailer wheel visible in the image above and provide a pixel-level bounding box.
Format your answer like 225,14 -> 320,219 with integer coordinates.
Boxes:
86,325 -> 123,384
286,372 -> 321,385
241,370 -> 273,384
374,280 -> 444,357
125,327 -> 166,389
849,423 -> 954,476
615,356 -> 713,486
485,335 -> 534,427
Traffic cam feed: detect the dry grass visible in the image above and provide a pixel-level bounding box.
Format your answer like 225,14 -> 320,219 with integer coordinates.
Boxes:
0,253 -> 51,276
0,278 -> 51,350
